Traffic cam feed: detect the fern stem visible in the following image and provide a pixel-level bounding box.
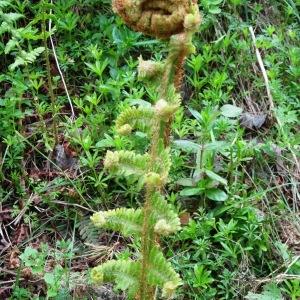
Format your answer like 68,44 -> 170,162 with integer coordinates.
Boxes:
139,119 -> 162,300
140,188 -> 155,300
139,32 -> 192,298
159,33 -> 190,147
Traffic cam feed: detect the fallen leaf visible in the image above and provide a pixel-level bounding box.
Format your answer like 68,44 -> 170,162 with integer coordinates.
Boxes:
240,113 -> 267,129
179,212 -> 190,225
8,247 -> 20,269
221,104 -> 243,118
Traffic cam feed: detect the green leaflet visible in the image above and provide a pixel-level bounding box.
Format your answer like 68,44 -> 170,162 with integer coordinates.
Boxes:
91,248 -> 181,299
9,47 -> 45,70
91,259 -> 141,299
91,194 -> 180,238
150,192 -> 181,235
152,147 -> 172,179
147,246 -> 182,288
104,150 -> 150,177
104,149 -> 171,182
0,1 -> 12,9
116,106 -> 155,136
91,208 -> 143,237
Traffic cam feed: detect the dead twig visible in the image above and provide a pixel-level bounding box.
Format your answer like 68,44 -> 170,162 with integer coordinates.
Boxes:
249,26 -> 300,181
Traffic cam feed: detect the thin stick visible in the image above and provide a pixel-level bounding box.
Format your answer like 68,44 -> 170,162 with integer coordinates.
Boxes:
249,26 -> 300,174
249,26 -> 274,111
49,0 -> 75,121
42,6 -> 58,145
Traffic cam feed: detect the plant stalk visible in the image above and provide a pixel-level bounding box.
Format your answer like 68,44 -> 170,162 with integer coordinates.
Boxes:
139,40 -> 189,298
41,2 -> 58,147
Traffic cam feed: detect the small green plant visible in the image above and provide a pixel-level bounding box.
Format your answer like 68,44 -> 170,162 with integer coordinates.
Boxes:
18,241 -> 76,299
90,1 -> 201,299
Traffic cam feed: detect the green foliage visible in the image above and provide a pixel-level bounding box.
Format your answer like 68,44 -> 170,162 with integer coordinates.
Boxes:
1,0 -> 299,299
91,259 -> 141,298
17,241 -> 79,299
91,208 -> 143,237
9,47 -> 45,70
246,283 -> 283,300
116,106 -> 154,136
91,246 -> 182,299
19,245 -> 47,274
104,150 -> 151,177
147,246 -> 182,289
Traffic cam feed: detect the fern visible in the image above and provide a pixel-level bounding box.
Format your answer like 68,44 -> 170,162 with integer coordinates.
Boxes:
91,1 -> 201,299
150,192 -> 181,236
147,246 -> 182,297
104,150 -> 150,177
78,217 -> 102,245
91,259 -> 141,299
0,20 -> 10,34
9,47 -> 45,70
4,37 -> 17,54
116,106 -> 155,136
1,3 -> 45,71
0,0 -> 11,9
91,208 -> 143,237
1,12 -> 23,23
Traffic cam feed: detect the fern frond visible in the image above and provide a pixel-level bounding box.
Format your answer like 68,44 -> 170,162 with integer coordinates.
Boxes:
91,208 -> 143,237
9,47 -> 45,70
165,84 -> 182,106
104,149 -> 171,184
78,217 -> 102,245
104,150 -> 150,177
152,147 -> 172,180
0,1 -> 11,9
138,56 -> 164,81
2,12 -> 23,23
154,99 -> 180,121
116,106 -> 155,136
0,21 -> 10,34
91,259 -> 141,299
4,37 -> 18,54
147,246 -> 182,298
151,192 -> 181,236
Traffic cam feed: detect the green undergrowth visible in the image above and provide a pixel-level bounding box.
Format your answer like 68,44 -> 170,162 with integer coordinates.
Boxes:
0,0 -> 299,299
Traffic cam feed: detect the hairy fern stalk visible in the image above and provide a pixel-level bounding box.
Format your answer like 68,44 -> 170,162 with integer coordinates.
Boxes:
90,1 -> 201,299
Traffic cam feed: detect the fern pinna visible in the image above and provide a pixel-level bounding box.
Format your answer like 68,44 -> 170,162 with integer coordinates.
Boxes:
90,1 -> 201,299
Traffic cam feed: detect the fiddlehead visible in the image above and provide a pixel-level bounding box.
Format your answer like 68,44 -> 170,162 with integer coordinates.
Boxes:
112,0 -> 200,39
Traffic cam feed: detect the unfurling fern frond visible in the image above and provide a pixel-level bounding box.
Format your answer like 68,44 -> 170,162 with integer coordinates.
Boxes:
147,246 -> 182,298
152,147 -> 172,180
104,150 -> 150,177
150,192 -> 180,236
138,56 -> 164,81
91,248 -> 182,299
91,208 -> 143,237
91,259 -> 141,299
154,99 -> 180,121
116,106 -> 154,136
164,84 -> 182,106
